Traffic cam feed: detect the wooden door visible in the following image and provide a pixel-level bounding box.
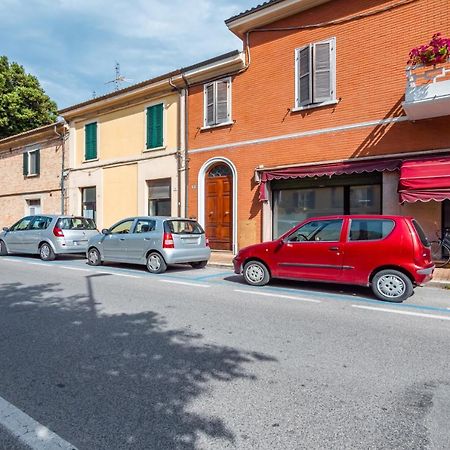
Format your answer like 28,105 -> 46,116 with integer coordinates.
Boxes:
205,164 -> 232,250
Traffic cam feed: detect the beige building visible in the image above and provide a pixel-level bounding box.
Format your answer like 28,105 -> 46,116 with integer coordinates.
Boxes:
0,123 -> 67,228
59,71 -> 188,229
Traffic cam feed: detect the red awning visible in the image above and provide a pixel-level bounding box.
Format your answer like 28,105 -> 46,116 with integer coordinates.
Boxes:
399,156 -> 450,203
258,159 -> 401,201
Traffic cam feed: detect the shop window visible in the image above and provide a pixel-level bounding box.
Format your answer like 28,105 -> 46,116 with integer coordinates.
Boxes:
148,178 -> 171,216
349,185 -> 381,214
82,187 -> 96,222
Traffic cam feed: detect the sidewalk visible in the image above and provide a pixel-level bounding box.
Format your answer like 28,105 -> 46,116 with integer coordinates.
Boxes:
208,251 -> 450,288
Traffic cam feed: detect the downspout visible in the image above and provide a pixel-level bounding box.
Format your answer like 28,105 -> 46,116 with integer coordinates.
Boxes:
54,122 -> 66,215
169,77 -> 183,217
181,72 -> 189,218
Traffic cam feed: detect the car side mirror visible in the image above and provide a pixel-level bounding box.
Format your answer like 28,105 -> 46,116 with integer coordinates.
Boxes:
101,228 -> 111,235
2,227 -> 9,232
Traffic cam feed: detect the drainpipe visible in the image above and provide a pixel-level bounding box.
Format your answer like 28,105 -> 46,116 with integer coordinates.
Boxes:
181,72 -> 189,218
54,122 -> 66,215
169,77 -> 183,217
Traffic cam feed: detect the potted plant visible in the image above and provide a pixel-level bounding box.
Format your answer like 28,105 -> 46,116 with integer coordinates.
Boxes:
408,33 -> 450,67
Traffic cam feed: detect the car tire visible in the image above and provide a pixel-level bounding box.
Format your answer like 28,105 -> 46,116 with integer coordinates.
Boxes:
243,260 -> 270,286
190,261 -> 207,269
39,243 -> 56,261
371,269 -> 413,303
87,247 -> 102,266
0,240 -> 7,256
146,252 -> 167,274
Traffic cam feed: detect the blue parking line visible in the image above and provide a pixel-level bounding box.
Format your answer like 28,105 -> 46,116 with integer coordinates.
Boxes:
193,271 -> 233,281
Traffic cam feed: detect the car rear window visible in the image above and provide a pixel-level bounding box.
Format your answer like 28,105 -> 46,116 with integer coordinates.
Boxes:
57,217 -> 97,230
349,219 -> 395,241
165,220 -> 204,235
412,219 -> 430,247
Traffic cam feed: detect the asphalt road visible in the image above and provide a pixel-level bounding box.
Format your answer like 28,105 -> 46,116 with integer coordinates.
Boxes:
0,255 -> 449,449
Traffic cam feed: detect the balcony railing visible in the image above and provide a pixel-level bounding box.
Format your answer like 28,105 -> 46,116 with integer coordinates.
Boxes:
403,62 -> 450,120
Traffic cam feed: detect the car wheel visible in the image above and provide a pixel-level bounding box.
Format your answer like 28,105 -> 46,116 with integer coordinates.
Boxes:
243,260 -> 270,286
39,243 -> 55,261
87,248 -> 102,266
146,252 -> 167,274
371,269 -> 413,303
0,240 -> 7,256
190,261 -> 207,269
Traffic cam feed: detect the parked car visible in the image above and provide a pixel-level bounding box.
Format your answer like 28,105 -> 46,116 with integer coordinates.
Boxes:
0,215 -> 98,261
233,215 -> 434,302
86,216 -> 211,273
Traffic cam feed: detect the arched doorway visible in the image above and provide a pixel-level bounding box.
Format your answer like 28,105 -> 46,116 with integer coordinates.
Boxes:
205,163 -> 233,250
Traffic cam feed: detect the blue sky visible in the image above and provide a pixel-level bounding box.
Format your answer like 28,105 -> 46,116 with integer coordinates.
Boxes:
0,0 -> 258,109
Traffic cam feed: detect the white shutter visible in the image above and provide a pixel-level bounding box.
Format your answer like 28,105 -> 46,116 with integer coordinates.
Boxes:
205,83 -> 215,126
298,45 -> 312,106
313,40 -> 332,103
216,79 -> 229,124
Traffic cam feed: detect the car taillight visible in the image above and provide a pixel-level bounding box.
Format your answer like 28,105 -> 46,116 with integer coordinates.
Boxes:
205,236 -> 210,247
163,232 -> 174,249
53,227 -> 64,238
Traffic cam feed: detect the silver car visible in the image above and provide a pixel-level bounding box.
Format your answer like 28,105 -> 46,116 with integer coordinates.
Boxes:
86,216 -> 211,273
0,215 -> 98,261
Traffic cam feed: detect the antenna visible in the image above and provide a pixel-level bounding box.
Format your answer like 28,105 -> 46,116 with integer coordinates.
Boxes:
105,62 -> 133,91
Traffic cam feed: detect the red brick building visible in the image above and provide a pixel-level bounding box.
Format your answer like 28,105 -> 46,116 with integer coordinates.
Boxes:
186,0 -> 450,253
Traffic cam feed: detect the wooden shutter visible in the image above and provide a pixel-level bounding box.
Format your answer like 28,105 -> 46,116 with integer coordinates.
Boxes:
147,104 -> 164,149
216,80 -> 230,124
313,40 -> 332,103
35,149 -> 40,175
205,83 -> 215,126
298,45 -> 312,106
85,123 -> 97,160
23,152 -> 28,176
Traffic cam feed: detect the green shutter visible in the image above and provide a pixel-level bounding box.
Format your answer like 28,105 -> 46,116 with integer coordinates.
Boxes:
23,152 -> 28,176
85,123 -> 97,160
146,104 -> 164,149
35,149 -> 40,175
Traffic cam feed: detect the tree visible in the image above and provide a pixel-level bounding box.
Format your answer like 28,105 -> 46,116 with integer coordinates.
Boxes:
0,56 -> 58,139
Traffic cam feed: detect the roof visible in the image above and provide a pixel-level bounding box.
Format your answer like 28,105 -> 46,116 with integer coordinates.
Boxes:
0,122 -> 64,148
59,50 -> 241,116
225,0 -> 284,24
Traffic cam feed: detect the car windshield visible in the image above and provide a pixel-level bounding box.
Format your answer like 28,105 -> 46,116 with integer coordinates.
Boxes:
165,220 -> 204,235
57,217 -> 97,230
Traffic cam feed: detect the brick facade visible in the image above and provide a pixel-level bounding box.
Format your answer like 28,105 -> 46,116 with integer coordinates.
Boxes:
187,0 -> 450,250
0,124 -> 67,227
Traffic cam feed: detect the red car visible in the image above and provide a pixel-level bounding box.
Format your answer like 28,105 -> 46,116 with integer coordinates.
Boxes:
233,215 -> 434,302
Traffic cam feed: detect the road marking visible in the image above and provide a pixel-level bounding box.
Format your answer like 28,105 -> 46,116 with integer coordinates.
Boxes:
59,266 -> 91,272
234,289 -> 321,303
0,395 -> 77,449
352,305 -> 450,321
159,279 -> 210,288
112,273 -> 142,279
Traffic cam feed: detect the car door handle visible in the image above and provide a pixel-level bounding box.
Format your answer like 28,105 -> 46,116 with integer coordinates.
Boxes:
329,246 -> 339,252
120,238 -> 125,241
144,238 -> 151,241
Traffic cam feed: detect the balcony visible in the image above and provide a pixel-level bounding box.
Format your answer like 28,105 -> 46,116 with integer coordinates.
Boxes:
403,62 -> 450,120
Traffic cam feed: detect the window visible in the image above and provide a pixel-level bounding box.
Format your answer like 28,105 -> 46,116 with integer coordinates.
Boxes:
165,220 -> 204,235
27,199 -> 41,215
349,185 -> 381,215
82,187 -> 96,221
11,217 -> 33,231
287,219 -> 343,243
146,103 -> 164,149
148,179 -> 171,216
23,149 -> 40,176
135,219 -> 156,234
85,122 -> 97,160
57,217 -> 96,230
204,78 -> 231,127
30,216 -> 52,230
349,220 -> 395,241
110,220 -> 134,234
295,38 -> 336,108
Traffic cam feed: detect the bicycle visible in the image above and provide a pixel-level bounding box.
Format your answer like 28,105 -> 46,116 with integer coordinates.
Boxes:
430,229 -> 450,268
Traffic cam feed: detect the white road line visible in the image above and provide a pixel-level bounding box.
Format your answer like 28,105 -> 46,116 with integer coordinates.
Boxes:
159,279 -> 210,288
58,266 -> 91,272
111,273 -> 142,279
352,304 -> 450,321
234,289 -> 321,303
0,395 -> 77,450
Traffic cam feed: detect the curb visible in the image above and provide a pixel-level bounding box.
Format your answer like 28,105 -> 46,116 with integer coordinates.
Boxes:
428,280 -> 450,289
207,263 -> 234,269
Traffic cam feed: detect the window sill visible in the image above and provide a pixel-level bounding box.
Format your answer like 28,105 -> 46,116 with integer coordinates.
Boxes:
291,100 -> 339,112
144,146 -> 166,153
201,121 -> 234,131
25,174 -> 39,178
83,158 -> 99,164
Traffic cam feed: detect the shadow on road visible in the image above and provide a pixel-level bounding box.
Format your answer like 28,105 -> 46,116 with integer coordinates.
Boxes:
0,279 -> 276,449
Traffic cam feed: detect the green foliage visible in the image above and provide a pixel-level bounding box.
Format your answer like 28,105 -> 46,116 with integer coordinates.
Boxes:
0,56 -> 58,139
